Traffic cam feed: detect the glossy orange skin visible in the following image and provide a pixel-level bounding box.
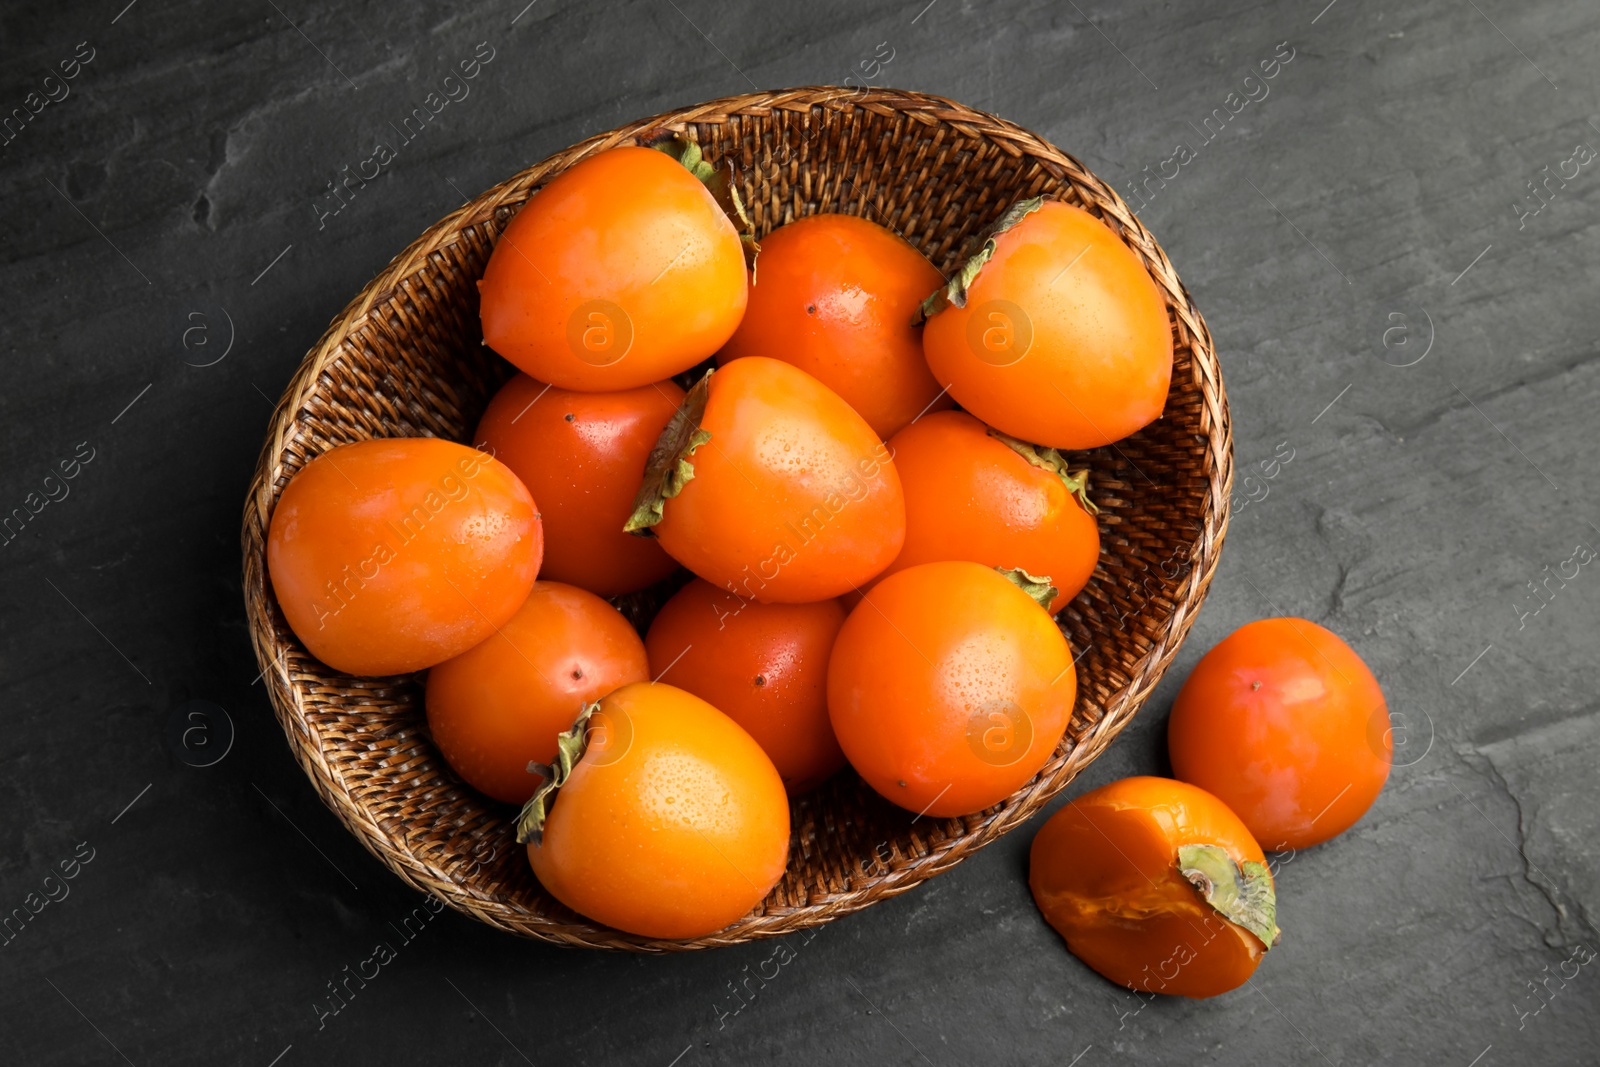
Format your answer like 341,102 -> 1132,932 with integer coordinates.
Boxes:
527,682 -> 790,939
653,357 -> 905,603
645,579 -> 847,794
475,374 -> 683,596
922,200 -> 1173,449
426,582 -> 649,804
827,561 -> 1076,817
716,213 -> 951,439
877,410 -> 1099,614
1168,617 -> 1390,850
1030,776 -> 1271,998
479,146 -> 748,391
266,438 -> 542,676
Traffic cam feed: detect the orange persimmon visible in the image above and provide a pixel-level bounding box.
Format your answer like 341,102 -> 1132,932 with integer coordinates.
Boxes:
920,198 -> 1172,450
1030,776 -> 1279,998
827,561 -> 1075,817
716,212 -> 950,438
266,438 -> 541,676
646,579 -> 847,794
1168,617 -> 1391,850
876,410 -> 1099,614
479,144 -> 748,391
626,357 -> 904,603
475,374 -> 683,596
426,581 -> 649,804
519,682 -> 790,940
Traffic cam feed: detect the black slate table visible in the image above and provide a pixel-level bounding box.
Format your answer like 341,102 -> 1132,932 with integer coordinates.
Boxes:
3,1 -> 1596,1064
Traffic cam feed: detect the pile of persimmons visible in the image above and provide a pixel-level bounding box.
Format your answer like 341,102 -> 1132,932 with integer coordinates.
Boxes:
266,136 -> 1390,996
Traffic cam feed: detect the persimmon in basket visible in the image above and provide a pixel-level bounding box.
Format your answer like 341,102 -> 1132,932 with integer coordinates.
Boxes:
478,142 -> 749,392
625,357 -> 905,603
646,578 -> 848,794
875,410 -> 1100,615
827,560 -> 1076,817
426,581 -> 649,804
475,374 -> 683,596
265,438 -> 542,676
517,682 -> 790,940
716,212 -> 951,439
919,198 -> 1173,450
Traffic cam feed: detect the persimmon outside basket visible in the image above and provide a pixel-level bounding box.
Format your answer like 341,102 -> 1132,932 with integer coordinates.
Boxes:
241,86 -> 1231,951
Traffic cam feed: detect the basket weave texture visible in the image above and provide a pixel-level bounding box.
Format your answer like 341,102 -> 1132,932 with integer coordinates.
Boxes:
241,86 -> 1231,951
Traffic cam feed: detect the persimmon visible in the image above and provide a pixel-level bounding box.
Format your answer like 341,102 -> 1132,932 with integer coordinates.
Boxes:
426,582 -> 649,804
626,357 -> 905,603
475,373 -> 683,596
266,438 -> 541,676
827,561 -> 1075,817
1168,617 -> 1390,850
645,579 -> 847,794
519,682 -> 790,939
716,212 -> 950,438
876,410 -> 1099,614
1030,776 -> 1279,998
479,142 -> 748,391
919,198 -> 1173,449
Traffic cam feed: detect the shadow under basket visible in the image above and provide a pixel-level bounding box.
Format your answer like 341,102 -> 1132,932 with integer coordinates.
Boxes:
240,86 -> 1232,951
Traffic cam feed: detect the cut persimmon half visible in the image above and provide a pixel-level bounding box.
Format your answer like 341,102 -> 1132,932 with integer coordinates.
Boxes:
1028,776 -> 1280,998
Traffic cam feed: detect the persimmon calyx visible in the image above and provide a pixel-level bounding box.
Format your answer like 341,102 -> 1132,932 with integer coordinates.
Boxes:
914,195 -> 1045,324
649,133 -> 717,183
704,160 -> 761,273
1177,844 -> 1281,950
624,370 -> 713,534
516,702 -> 599,845
989,430 -> 1099,515
649,133 -> 761,272
996,566 -> 1058,611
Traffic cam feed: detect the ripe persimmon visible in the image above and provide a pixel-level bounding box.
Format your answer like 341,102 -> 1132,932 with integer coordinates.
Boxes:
519,682 -> 790,939
479,143 -> 748,391
475,374 -> 683,596
716,212 -> 951,439
827,561 -> 1076,817
645,579 -> 847,794
426,582 -> 649,804
1168,617 -> 1390,850
876,410 -> 1099,614
920,198 -> 1172,449
626,357 -> 905,603
266,438 -> 541,676
1030,776 -> 1279,998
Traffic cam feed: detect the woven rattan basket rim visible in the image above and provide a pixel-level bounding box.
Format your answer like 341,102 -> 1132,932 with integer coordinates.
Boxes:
241,85 -> 1232,951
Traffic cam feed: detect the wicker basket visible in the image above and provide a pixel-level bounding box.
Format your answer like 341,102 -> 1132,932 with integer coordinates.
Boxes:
241,86 -> 1230,951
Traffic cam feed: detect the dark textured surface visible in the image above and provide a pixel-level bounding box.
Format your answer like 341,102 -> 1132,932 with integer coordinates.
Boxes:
2,1 -> 1596,1064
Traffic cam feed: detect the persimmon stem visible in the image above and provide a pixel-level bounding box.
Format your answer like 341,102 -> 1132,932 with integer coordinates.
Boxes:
989,430 -> 1099,515
624,369 -> 714,534
995,566 -> 1057,611
516,703 -> 599,846
649,134 -> 716,182
914,196 -> 1045,324
1177,844 -> 1281,950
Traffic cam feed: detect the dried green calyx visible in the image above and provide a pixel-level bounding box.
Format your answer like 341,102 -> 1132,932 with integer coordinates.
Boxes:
989,430 -> 1098,515
624,369 -> 713,534
996,566 -> 1058,611
650,133 -> 717,182
1177,844 -> 1281,950
914,196 -> 1045,324
516,702 -> 598,846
